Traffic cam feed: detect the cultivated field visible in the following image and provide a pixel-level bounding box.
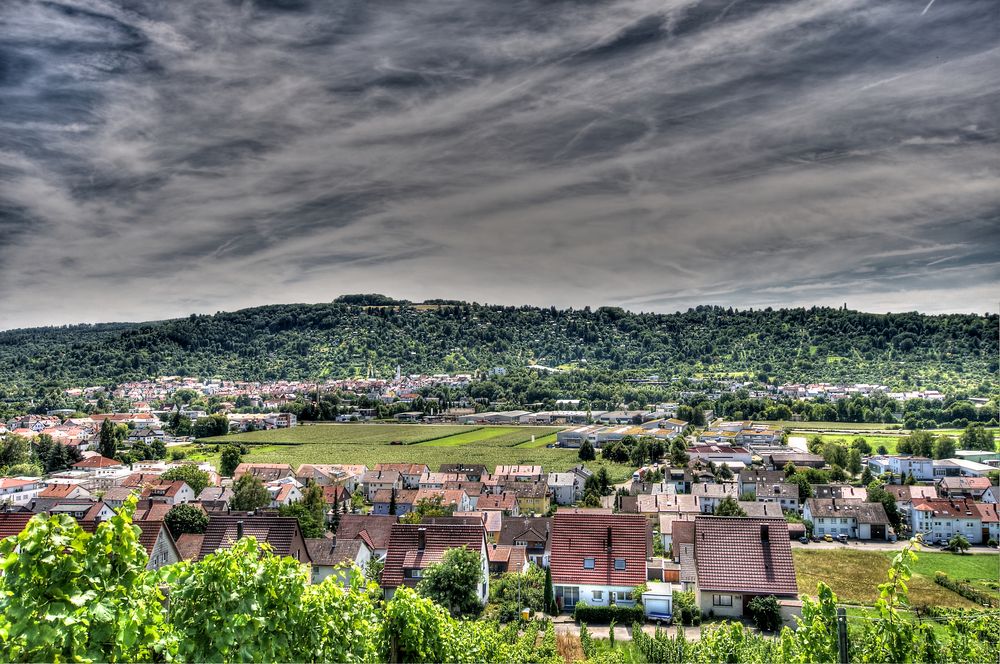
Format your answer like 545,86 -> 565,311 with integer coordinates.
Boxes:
193,423 -> 635,481
793,549 -> 998,608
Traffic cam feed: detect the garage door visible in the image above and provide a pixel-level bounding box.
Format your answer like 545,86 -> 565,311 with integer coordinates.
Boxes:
644,598 -> 672,618
871,525 -> 885,539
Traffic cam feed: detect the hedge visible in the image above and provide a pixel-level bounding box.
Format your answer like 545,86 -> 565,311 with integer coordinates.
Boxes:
934,572 -> 1000,608
573,603 -> 645,624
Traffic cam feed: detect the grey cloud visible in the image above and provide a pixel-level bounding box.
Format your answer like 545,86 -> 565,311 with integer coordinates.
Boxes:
0,0 -> 998,328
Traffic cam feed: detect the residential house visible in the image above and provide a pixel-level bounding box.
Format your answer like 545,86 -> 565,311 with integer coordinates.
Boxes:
737,470 -> 786,496
803,499 -> 891,540
372,489 -> 417,516
140,480 -> 196,505
0,512 -> 33,540
755,482 -> 799,513
884,485 -> 937,523
688,517 -> 798,617
306,537 -> 373,584
198,515 -> 311,563
72,455 -> 124,472
501,480 -> 550,515
487,543 -> 529,576
233,463 -> 295,482
336,514 -> 397,559
657,512 -> 696,550
867,456 -> 934,481
413,488 -> 472,513
477,493 -> 520,515
102,486 -> 139,509
362,470 -> 402,501
549,512 -> 648,611
135,521 -> 181,570
197,486 -> 234,511
547,472 -> 578,505
973,503 -> 999,543
455,510 -> 502,542
295,464 -> 367,491
637,493 -> 701,519
691,482 -> 739,514
0,478 -> 42,507
381,522 -> 490,601
374,463 -> 429,489
266,479 -> 303,507
494,465 -> 545,482
911,498 -> 983,544
498,516 -> 551,566
418,473 -> 464,490
936,476 -> 992,500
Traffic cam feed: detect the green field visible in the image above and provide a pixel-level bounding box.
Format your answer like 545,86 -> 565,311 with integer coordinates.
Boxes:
793,549 -> 998,608
194,423 -> 635,481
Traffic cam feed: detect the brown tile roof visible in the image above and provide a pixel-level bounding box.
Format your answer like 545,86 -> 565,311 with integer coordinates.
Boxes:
692,516 -> 797,596
0,513 -> 33,539
477,494 -> 518,511
382,522 -> 486,589
134,500 -> 173,522
938,476 -> 992,491
198,515 -> 308,561
134,520 -> 170,556
488,543 -> 527,572
372,488 -> 417,505
549,512 -> 647,587
974,502 -> 999,523
336,514 -> 397,550
885,485 -> 937,502
498,516 -> 550,547
174,533 -> 205,561
121,472 -> 164,488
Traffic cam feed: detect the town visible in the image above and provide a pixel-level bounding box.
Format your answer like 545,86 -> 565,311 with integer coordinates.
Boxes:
2,369 -> 997,660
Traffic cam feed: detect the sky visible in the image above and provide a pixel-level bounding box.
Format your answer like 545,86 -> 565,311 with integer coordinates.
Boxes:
1,0 -> 998,329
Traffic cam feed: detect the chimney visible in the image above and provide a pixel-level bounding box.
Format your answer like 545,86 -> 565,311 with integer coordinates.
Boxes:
760,524 -> 769,542
236,520 -> 244,539
417,527 -> 426,551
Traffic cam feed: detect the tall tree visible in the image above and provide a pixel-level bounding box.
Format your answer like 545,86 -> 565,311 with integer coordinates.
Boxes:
165,503 -> 209,536
98,419 -> 119,459
230,473 -> 270,512
219,444 -> 244,477
160,466 -> 211,498
578,440 -> 595,461
416,546 -> 483,617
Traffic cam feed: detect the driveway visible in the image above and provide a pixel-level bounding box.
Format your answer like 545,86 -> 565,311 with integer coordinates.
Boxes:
792,539 -> 999,553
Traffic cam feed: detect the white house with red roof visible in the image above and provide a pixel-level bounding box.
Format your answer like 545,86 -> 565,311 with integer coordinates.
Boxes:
0,477 -> 42,506
139,480 -> 195,505
911,498 -> 983,544
548,511 -> 649,611
266,478 -> 304,507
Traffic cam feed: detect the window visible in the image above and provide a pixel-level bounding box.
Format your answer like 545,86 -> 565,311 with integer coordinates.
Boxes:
583,557 -> 595,569
712,594 -> 733,607
614,558 -> 627,571
592,590 -> 604,601
405,568 -> 423,579
614,591 -> 631,602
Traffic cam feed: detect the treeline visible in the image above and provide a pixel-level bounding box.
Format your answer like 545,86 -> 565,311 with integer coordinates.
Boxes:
0,300 -> 995,392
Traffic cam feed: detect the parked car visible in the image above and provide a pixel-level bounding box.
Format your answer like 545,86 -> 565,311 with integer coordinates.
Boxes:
836,534 -> 849,544
799,536 -> 810,544
823,534 -> 833,542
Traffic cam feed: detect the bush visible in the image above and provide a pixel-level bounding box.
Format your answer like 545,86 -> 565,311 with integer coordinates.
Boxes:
672,590 -> 699,626
934,572 -> 999,607
573,603 -> 644,625
747,594 -> 782,631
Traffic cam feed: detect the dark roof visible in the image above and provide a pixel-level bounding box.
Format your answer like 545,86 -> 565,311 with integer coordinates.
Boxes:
336,514 -> 397,550
498,516 -> 550,546
549,512 -> 647,587
382,522 -> 485,589
693,516 -> 797,596
439,464 -> 488,475
198,515 -> 308,562
805,499 -> 890,524
234,463 -> 294,482
0,513 -> 33,539
306,537 -> 366,566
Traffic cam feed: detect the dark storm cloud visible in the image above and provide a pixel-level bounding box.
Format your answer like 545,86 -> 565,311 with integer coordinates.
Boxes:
0,0 -> 998,327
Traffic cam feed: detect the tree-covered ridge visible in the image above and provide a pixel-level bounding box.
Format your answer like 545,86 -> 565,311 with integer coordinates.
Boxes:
1,298 -> 995,389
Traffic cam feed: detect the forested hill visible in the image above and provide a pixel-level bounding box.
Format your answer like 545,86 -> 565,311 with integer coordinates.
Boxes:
1,296 -> 996,390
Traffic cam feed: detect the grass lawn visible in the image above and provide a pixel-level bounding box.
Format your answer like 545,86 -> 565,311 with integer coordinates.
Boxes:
194,423 -> 634,480
805,433 -> 902,454
902,551 -> 1000,600
793,549 -> 984,609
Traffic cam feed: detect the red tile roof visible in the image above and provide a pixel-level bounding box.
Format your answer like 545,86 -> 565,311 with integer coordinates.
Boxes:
912,498 -> 982,519
174,533 -> 205,561
73,455 -> 121,469
134,520 -> 169,556
0,513 -> 33,539
692,516 -> 797,596
549,512 -> 647,587
38,484 -> 85,498
973,502 -> 998,523
382,522 -> 485,589
199,515 -> 308,562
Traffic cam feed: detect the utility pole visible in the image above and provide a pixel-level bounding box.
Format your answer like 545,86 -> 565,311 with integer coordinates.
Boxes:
836,607 -> 849,664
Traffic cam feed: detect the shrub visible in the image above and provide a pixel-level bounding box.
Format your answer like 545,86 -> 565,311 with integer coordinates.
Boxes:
934,571 -> 999,607
573,603 -> 644,625
747,594 -> 782,631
